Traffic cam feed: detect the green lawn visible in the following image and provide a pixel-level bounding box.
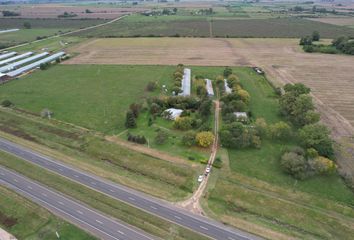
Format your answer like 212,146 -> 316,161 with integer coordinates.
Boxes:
0,184 -> 96,240
0,28 -> 71,49
0,64 -> 175,134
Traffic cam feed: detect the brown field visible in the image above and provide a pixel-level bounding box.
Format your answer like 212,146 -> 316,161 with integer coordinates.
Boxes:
307,17 -> 354,27
67,37 -> 354,173
0,4 -> 144,19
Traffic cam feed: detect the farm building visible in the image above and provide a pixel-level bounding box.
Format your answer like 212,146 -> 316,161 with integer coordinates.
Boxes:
0,52 -> 49,73
0,52 -> 33,66
233,112 -> 248,122
0,29 -> 19,34
5,52 -> 66,78
179,68 -> 191,96
163,108 -> 183,120
224,79 -> 232,94
205,79 -> 214,96
0,52 -> 17,61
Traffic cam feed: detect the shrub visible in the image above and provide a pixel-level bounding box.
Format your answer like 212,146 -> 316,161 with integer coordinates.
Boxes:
155,130 -> 168,145
280,151 -> 308,180
195,131 -> 214,148
268,121 -> 292,140
182,131 -> 196,146
127,133 -> 147,144
173,117 -> 193,130
309,156 -> 336,175
1,100 -> 12,107
213,157 -> 222,168
125,110 -> 137,128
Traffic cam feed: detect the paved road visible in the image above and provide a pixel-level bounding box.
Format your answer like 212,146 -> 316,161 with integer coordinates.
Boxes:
0,167 -> 154,240
0,137 -> 262,240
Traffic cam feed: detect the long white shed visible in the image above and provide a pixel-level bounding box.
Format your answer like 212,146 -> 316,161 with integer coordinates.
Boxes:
205,79 -> 214,96
224,79 -> 232,94
0,52 -> 33,66
0,52 -> 17,61
6,52 -> 65,78
0,52 -> 49,73
179,68 -> 191,96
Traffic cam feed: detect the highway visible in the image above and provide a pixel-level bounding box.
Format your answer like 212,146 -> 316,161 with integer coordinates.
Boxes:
0,167 -> 154,240
0,137 -> 262,240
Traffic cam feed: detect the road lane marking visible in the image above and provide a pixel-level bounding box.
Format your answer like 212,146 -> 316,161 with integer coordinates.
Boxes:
174,215 -> 182,220
95,219 -> 103,225
109,189 -> 115,193
117,230 -> 125,235
58,201 -> 64,205
150,206 -> 157,210
200,226 -> 208,231
13,179 -> 18,182
59,168 -> 64,172
128,197 -> 135,201
41,193 -> 47,197
228,237 -> 237,240
74,174 -> 79,178
27,186 -> 33,189
77,210 -> 83,215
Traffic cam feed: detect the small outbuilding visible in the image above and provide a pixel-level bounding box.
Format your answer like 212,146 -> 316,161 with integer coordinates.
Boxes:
233,112 -> 248,122
163,108 -> 183,120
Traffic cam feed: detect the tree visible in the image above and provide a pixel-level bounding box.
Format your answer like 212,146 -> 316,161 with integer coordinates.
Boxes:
237,89 -> 250,104
199,99 -> 212,117
125,110 -> 137,128
150,103 -> 161,115
299,124 -> 334,158
223,67 -> 233,78
283,83 -> 310,96
312,31 -> 320,41
129,103 -> 141,118
309,156 -> 336,175
146,81 -> 157,91
182,131 -> 196,146
299,36 -> 312,46
268,121 -> 292,140
280,151 -> 308,180
155,130 -> 168,145
1,100 -> 12,107
195,131 -> 214,148
23,22 -> 31,29
291,94 -> 315,126
173,117 -> 193,130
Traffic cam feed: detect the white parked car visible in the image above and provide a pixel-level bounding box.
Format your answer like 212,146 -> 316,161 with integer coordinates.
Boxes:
198,175 -> 204,183
206,166 -> 211,174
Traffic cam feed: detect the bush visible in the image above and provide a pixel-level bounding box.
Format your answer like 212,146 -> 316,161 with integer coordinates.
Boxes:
125,110 -> 137,128
182,131 -> 196,146
1,100 -> 12,107
195,131 -> 214,148
281,151 -> 308,180
268,121 -> 292,140
155,130 -> 168,145
173,117 -> 193,130
213,157 -> 222,168
127,133 -> 147,144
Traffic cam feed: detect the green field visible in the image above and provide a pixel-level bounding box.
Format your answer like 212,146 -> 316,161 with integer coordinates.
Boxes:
0,18 -> 105,48
72,12 -> 354,38
203,67 -> 354,239
0,184 -> 96,240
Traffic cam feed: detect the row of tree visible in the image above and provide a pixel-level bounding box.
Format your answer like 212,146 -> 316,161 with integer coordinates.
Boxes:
172,64 -> 184,95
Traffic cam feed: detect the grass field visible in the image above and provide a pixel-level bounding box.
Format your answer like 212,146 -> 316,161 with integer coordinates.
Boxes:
0,107 -> 200,201
0,28 -> 70,49
202,67 -> 354,239
0,151 -> 208,240
72,13 -> 354,38
0,184 -> 96,240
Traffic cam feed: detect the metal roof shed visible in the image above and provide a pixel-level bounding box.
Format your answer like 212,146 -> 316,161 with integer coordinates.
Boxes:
0,52 -> 17,61
205,79 -> 214,96
0,52 -> 33,66
6,52 -> 65,78
0,52 -> 49,73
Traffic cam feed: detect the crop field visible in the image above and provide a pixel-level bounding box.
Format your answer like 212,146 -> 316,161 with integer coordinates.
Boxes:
0,4 -> 143,19
0,18 -> 104,48
0,183 -> 95,240
202,67 -> 354,239
72,12 -> 354,38
306,17 -> 354,28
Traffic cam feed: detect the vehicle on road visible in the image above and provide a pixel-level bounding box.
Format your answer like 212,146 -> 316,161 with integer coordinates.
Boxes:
198,175 -> 204,182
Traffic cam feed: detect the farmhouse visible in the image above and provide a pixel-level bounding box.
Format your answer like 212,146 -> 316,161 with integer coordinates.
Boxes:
205,79 -> 214,96
163,108 -> 183,120
233,112 -> 248,122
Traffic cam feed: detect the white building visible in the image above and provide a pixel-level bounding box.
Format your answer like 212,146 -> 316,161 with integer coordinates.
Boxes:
233,112 -> 248,122
224,79 -> 232,94
164,108 -> 183,120
179,68 -> 191,96
205,79 -> 214,96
